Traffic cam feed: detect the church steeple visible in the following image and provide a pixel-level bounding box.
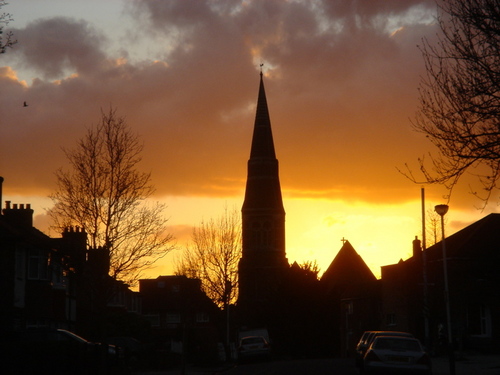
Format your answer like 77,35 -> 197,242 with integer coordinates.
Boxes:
238,73 -> 288,324
249,72 -> 277,160
242,73 -> 285,221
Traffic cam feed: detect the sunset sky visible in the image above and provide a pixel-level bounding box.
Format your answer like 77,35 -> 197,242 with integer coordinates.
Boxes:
1,0 -> 496,279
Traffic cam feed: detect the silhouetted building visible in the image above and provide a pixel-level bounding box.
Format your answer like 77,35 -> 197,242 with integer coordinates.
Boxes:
380,237 -> 424,340
381,214 -> 500,352
0,177 -> 140,339
321,240 -> 380,356
0,198 -> 83,331
139,275 -> 221,364
235,75 -> 385,356
238,72 -> 289,327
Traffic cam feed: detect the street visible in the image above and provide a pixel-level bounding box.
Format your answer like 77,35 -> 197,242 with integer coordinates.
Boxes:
216,357 -> 358,375
136,353 -> 500,375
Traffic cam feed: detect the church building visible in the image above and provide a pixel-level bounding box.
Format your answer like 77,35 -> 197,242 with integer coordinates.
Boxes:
236,72 -> 379,356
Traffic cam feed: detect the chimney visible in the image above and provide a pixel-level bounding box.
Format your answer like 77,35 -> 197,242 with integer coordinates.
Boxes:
0,176 -> 3,215
3,201 -> 34,228
62,226 -> 88,273
412,236 -> 422,259
87,246 -> 111,276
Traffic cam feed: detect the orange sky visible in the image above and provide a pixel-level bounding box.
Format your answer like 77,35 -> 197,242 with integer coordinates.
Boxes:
1,0 -> 498,279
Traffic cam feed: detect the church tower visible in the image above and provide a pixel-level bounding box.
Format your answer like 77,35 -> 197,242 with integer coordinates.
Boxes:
238,72 -> 289,323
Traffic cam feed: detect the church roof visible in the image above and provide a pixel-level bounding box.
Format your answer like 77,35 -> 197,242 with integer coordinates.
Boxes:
321,240 -> 377,290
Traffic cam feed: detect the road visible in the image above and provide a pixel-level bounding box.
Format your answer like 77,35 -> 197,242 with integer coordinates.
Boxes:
221,357 -> 358,375
137,353 -> 500,375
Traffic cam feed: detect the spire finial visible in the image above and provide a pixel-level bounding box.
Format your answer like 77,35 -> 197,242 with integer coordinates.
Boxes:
260,63 -> 264,77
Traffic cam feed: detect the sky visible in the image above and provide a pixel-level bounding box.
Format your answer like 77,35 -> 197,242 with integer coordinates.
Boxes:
1,0 -> 497,280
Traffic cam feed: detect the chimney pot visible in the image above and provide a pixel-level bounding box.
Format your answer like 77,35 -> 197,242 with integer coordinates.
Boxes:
412,236 -> 422,259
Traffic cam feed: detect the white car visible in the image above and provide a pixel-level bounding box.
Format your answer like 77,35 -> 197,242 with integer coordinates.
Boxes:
362,336 -> 432,375
237,336 -> 271,361
356,331 -> 414,368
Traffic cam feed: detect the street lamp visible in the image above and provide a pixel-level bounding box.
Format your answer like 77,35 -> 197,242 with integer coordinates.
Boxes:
434,204 -> 455,375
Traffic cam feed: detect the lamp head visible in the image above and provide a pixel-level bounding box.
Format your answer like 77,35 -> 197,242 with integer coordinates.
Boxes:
434,204 -> 449,217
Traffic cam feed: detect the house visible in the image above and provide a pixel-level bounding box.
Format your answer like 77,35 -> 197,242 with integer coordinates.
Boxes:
0,178 -> 141,340
381,213 -> 500,352
139,275 -> 221,364
0,199 -> 84,332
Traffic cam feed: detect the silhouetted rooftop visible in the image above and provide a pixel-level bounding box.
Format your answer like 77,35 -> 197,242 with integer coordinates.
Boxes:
321,240 -> 377,292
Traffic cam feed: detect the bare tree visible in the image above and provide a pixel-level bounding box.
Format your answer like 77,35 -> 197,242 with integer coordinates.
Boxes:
0,1 -> 16,54
298,260 -> 321,280
409,0 -> 500,206
49,108 -> 174,285
175,206 -> 241,309
425,207 -> 443,247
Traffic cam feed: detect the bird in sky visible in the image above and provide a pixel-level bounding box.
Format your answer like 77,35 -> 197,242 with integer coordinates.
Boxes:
23,101 -> 28,107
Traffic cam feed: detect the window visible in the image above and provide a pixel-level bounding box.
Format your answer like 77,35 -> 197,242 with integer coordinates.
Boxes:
15,247 -> 25,279
128,294 -> 141,313
28,249 -> 49,280
345,301 -> 353,315
108,288 -> 125,307
166,312 -> 181,324
196,312 -> 210,323
50,261 -> 66,289
387,313 -> 397,327
468,303 -> 492,337
262,221 -> 271,247
145,314 -> 160,327
250,221 -> 261,247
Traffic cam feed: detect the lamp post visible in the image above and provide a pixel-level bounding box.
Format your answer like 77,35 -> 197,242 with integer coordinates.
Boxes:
434,204 -> 455,375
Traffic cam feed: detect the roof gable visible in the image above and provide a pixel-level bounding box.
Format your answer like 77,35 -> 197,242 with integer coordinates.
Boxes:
321,240 -> 377,289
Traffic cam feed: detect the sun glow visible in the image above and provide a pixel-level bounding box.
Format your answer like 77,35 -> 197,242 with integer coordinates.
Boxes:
7,185 -> 492,284
148,195 -> 433,280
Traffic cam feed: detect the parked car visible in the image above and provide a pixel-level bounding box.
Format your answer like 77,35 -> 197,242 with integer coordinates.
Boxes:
0,328 -> 125,374
108,336 -> 145,368
237,336 -> 271,362
362,336 -> 432,375
356,330 -> 414,368
355,331 -> 376,367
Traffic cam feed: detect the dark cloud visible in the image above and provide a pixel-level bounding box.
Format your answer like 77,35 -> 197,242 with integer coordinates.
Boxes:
12,17 -> 108,79
322,0 -> 435,18
1,0 -> 450,206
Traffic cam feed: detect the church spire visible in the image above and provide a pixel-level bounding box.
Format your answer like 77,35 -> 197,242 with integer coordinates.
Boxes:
242,73 -> 285,215
238,73 -> 288,325
249,72 -> 276,159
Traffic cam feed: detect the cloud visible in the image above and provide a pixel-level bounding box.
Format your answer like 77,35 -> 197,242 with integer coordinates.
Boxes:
1,0 -> 453,207
12,17 -> 108,79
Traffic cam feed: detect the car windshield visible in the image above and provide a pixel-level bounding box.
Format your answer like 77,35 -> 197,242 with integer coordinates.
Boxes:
358,332 -> 371,344
373,338 -> 421,352
242,337 -> 264,345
